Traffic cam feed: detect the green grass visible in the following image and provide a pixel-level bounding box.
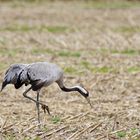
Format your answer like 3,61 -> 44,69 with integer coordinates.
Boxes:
32,49 -> 81,58
43,26 -> 69,33
85,1 -> 140,9
127,66 -> 140,73
64,67 -> 78,74
23,137 -> 31,140
51,116 -> 61,124
111,49 -> 140,56
81,61 -> 91,69
114,26 -> 140,34
116,131 -> 126,138
121,49 -> 140,55
31,48 -> 55,55
130,128 -> 139,135
0,24 -> 71,33
4,134 -> 16,140
88,48 -> 140,56
58,51 -> 81,57
0,48 -> 23,57
91,66 -> 114,73
87,48 -> 140,56
81,61 -> 114,73
81,60 -> 140,74
65,62 -> 115,74
33,137 -> 41,140
116,128 -> 139,139
0,24 -> 34,32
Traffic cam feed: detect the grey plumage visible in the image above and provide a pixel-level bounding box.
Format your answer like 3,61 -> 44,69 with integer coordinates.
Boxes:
1,61 -> 91,124
1,64 -> 28,91
20,62 -> 63,91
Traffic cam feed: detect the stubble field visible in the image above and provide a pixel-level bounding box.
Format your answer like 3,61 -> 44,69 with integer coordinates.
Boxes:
0,1 -> 140,139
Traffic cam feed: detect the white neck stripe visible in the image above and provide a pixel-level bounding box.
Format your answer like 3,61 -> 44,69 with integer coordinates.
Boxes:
73,86 -> 87,94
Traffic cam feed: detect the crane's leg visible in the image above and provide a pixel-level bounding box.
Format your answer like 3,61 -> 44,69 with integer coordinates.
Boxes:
36,90 -> 40,124
22,87 -> 50,115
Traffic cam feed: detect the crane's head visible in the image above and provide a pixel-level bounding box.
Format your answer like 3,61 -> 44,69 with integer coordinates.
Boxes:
75,86 -> 92,108
1,64 -> 27,91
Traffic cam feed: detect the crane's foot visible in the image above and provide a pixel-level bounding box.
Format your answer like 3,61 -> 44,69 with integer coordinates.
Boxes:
41,104 -> 50,115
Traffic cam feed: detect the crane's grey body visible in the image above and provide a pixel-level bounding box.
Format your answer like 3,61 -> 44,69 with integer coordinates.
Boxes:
1,61 -> 91,125
20,62 -> 63,90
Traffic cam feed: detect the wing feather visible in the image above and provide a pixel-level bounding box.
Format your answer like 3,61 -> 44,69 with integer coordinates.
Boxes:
1,64 -> 27,91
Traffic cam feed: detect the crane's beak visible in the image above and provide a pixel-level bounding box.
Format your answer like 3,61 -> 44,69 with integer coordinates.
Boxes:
86,96 -> 93,108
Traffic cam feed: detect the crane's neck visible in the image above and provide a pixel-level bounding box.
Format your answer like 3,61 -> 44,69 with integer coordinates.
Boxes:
60,85 -> 89,98
57,77 -> 92,107
56,75 -> 89,98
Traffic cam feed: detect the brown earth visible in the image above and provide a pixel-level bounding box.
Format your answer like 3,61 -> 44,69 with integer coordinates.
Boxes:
0,1 -> 140,139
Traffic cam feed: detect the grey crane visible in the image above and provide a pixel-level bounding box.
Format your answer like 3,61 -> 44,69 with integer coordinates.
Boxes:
1,62 -> 92,123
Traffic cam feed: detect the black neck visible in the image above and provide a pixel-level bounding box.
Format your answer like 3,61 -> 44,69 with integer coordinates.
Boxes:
60,86 -> 88,98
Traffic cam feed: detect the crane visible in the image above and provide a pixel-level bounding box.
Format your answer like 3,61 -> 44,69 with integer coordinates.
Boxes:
1,62 -> 92,124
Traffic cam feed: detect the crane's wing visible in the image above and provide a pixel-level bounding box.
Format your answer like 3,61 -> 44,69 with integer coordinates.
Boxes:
26,62 -> 63,91
30,79 -> 47,91
1,64 -> 27,91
